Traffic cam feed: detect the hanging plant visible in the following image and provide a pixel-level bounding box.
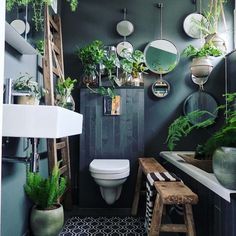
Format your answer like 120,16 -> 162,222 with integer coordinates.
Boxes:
6,0 -> 79,31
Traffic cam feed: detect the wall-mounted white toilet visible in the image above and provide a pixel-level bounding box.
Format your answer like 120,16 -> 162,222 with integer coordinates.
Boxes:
89,159 -> 130,205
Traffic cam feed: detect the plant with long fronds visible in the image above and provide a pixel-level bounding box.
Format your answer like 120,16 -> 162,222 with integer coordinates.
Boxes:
24,163 -> 67,210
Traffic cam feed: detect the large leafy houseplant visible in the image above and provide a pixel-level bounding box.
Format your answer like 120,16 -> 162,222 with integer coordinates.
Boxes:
166,93 -> 236,159
24,164 -> 67,236
120,50 -> 148,78
76,41 -> 119,99
24,164 -> 67,210
6,0 -> 79,31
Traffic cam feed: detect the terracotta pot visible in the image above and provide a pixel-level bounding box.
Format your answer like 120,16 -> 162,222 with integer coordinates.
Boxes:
191,57 -> 213,78
16,96 -> 39,105
213,147 -> 236,190
30,204 -> 64,236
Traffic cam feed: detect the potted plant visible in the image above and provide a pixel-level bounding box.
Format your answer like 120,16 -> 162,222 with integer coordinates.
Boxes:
76,40 -> 105,86
182,42 -> 223,78
166,93 -> 236,189
192,0 -> 227,52
76,42 -> 120,99
55,77 -> 77,110
24,163 -> 67,236
120,50 -> 148,86
6,0 -> 79,31
12,73 -> 46,105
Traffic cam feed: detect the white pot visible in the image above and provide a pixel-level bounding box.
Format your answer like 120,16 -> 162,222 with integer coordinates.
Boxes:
205,33 -> 227,53
191,57 -> 213,78
16,96 -> 39,105
30,204 -> 64,236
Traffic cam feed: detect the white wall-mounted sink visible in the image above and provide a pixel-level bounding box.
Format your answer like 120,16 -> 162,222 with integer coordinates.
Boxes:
2,104 -> 83,138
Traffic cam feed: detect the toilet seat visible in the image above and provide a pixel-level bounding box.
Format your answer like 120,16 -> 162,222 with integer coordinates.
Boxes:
89,159 -> 130,174
90,170 -> 130,180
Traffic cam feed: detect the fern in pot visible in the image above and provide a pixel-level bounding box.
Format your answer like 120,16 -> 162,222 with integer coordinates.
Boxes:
182,42 -> 223,78
24,164 -> 67,236
166,93 -> 236,189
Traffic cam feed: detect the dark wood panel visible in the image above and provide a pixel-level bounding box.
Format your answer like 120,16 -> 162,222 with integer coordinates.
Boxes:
162,161 -> 236,236
79,88 -> 144,208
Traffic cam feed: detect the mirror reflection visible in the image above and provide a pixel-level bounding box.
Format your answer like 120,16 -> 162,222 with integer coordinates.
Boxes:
152,79 -> 170,98
183,91 -> 218,124
144,39 -> 179,74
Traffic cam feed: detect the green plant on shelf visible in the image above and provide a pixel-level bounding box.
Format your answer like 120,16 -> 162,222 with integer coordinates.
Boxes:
120,50 -> 148,78
35,39 -> 44,55
55,77 -> 77,109
13,73 -> 46,100
6,0 -> 79,31
76,40 -> 105,79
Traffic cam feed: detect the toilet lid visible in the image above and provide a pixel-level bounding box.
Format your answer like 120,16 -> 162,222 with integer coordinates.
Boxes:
89,159 -> 130,174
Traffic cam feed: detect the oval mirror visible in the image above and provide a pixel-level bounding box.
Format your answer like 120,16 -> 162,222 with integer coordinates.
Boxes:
183,13 -> 208,39
116,20 -> 134,37
183,91 -> 218,124
144,39 -> 179,74
116,41 -> 133,58
152,79 -> 170,98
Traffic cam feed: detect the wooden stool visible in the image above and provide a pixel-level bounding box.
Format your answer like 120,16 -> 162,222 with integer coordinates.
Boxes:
131,158 -> 198,236
131,158 -> 165,216
150,181 -> 198,236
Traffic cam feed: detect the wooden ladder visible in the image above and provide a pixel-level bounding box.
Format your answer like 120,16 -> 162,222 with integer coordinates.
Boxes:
43,6 -> 72,207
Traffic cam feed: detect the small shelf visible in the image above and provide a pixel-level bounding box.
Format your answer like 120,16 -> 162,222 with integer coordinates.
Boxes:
5,21 -> 38,55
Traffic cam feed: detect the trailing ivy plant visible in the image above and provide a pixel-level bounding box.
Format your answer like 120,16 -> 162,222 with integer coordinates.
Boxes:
6,0 -> 79,31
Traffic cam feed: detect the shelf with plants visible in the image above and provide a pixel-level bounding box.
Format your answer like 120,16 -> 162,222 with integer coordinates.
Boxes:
5,21 -> 38,54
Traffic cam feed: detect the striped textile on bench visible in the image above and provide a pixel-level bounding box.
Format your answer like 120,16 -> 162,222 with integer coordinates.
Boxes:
145,172 -> 181,231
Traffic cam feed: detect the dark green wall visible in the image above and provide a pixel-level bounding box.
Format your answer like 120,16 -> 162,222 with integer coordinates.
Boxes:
2,45 -> 48,236
61,0 -> 234,209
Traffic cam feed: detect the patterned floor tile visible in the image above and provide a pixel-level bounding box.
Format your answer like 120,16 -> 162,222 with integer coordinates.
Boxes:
60,216 -> 147,236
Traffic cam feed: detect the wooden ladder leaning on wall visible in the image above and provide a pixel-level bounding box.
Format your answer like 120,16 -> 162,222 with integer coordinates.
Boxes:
43,6 -> 72,207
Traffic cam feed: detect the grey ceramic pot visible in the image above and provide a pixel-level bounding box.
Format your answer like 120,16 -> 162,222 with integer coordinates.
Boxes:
213,147 -> 236,190
30,204 -> 64,236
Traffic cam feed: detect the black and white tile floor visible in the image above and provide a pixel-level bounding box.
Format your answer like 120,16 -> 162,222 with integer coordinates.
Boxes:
59,216 -> 147,236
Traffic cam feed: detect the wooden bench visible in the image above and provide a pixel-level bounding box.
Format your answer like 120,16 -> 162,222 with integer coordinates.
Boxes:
131,158 -> 198,236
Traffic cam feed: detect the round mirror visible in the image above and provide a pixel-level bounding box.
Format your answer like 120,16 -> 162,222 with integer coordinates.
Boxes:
144,39 -> 179,74
183,91 -> 218,124
116,20 -> 134,37
116,41 -> 133,58
183,13 -> 208,39
152,79 -> 170,98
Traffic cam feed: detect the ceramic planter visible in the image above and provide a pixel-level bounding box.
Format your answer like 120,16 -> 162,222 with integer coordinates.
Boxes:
16,95 -> 39,105
30,204 -> 64,236
205,33 -> 227,53
213,147 -> 236,190
191,57 -> 213,78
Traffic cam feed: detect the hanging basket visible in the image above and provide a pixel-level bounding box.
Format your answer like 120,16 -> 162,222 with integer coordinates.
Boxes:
205,33 -> 227,54
190,57 -> 213,78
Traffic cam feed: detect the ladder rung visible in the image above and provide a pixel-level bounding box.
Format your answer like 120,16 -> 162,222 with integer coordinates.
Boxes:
160,224 -> 187,233
56,141 -> 66,149
53,67 -> 60,76
52,43 -> 60,55
60,165 -> 68,175
49,15 -> 59,32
